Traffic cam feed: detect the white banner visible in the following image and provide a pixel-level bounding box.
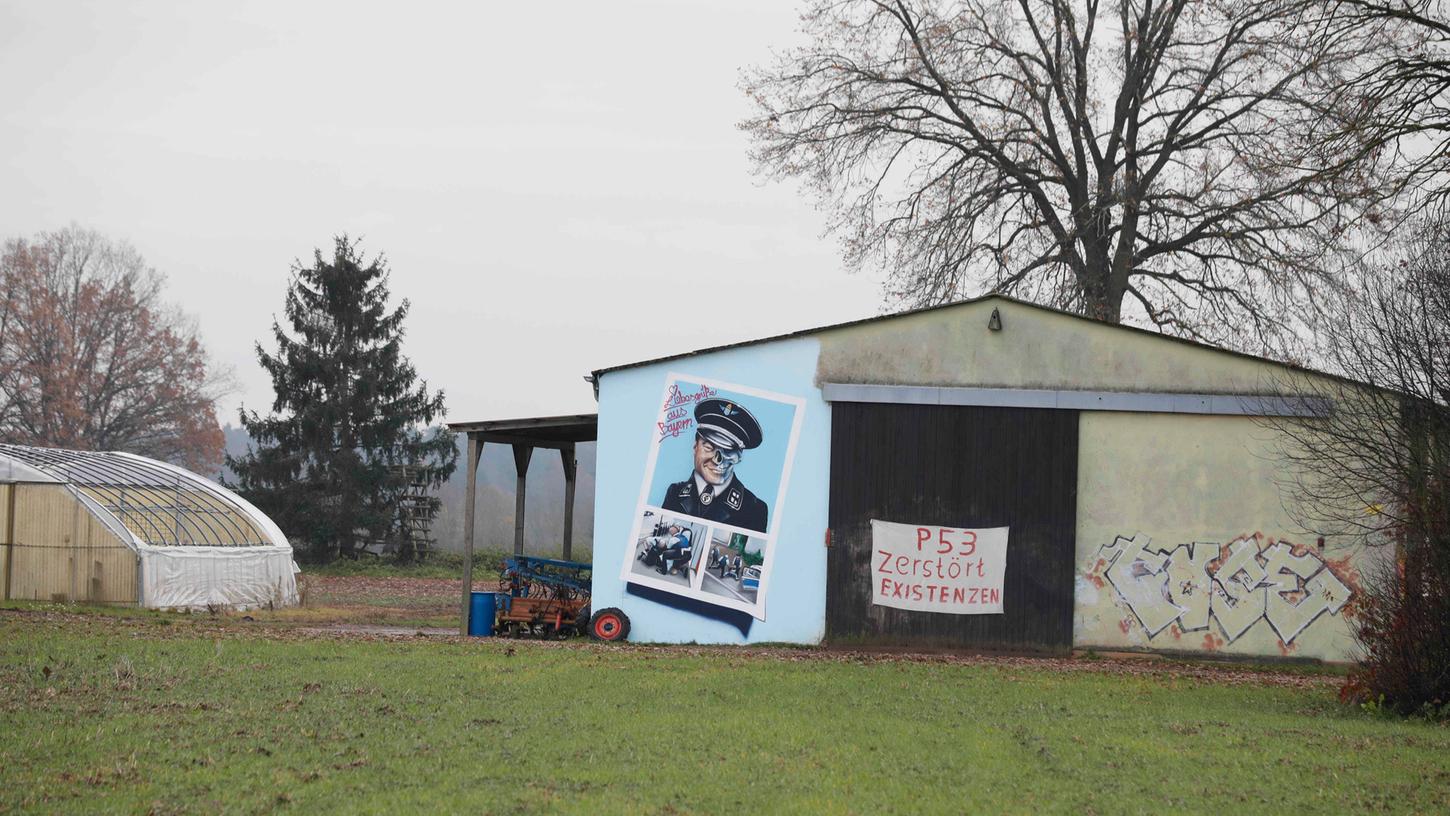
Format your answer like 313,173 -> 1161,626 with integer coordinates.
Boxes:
869,520 -> 1009,614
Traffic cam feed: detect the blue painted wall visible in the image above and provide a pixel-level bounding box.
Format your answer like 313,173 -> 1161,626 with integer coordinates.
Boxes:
590,337 -> 830,644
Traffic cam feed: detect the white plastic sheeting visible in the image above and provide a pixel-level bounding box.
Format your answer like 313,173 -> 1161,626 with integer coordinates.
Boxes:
139,545 -> 300,610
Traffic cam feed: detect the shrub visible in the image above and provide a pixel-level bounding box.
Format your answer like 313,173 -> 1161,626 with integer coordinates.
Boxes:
1342,542 -> 1450,718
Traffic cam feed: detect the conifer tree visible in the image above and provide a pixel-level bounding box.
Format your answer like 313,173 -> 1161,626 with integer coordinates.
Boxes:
228,236 -> 457,562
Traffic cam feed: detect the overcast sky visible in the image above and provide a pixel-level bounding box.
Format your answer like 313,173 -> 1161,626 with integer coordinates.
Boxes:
0,0 -> 886,423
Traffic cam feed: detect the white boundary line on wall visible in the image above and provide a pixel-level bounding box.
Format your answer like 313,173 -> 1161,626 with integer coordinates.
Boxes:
820,383 -> 1332,418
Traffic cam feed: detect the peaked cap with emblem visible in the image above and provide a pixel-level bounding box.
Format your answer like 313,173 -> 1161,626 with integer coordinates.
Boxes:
694,398 -> 764,451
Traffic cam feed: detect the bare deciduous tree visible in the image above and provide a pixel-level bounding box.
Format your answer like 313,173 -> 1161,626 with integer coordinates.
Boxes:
0,226 -> 229,471
1273,227 -> 1448,539
1270,217 -> 1449,713
1333,1 -> 1450,200
743,0 -> 1421,350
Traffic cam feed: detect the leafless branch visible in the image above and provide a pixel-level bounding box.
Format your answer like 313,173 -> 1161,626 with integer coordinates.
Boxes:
743,0 -> 1426,353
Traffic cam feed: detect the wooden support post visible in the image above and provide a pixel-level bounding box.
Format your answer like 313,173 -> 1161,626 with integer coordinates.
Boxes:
459,434 -> 484,636
512,444 -> 533,556
559,445 -> 577,561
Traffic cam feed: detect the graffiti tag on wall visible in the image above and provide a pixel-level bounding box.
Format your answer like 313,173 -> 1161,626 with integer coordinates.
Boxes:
1088,533 -> 1354,645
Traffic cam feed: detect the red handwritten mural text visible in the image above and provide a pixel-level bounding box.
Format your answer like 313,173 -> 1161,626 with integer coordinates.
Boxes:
657,384 -> 718,441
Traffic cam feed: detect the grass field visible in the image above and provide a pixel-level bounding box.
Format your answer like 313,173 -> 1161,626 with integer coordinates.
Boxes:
2,601 -> 1448,815
299,549 -> 590,582
298,550 -> 484,581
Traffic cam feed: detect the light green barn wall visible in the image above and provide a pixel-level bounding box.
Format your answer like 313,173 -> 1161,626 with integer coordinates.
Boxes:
814,297 -> 1377,661
815,298 -> 1289,393
1074,412 -> 1372,662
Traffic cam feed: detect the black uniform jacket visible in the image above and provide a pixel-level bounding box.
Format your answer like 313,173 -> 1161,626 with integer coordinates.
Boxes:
661,476 -> 768,534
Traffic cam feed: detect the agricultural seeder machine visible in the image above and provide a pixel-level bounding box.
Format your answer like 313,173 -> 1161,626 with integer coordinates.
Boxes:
493,555 -> 629,641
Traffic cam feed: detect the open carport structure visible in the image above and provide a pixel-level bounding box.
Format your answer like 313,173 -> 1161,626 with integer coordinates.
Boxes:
447,414 -> 597,634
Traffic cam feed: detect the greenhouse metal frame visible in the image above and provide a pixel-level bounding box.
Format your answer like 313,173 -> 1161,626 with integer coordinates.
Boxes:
0,444 -> 298,609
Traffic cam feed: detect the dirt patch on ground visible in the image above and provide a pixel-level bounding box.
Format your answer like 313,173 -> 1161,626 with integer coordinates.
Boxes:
277,623 -> 1342,689
281,573 -> 462,626
1,571 -> 1345,691
301,574 -> 459,606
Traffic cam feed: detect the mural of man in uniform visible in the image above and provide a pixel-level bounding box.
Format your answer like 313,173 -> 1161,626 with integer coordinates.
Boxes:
661,398 -> 769,533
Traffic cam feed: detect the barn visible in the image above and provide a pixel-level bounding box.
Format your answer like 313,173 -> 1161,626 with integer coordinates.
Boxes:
0,445 -> 298,610
578,294 -> 1377,662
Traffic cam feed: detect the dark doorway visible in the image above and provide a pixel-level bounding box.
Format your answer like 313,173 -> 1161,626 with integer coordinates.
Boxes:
826,402 -> 1079,652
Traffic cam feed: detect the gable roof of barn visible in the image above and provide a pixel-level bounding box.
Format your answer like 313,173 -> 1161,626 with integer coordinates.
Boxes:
590,293 -> 1344,387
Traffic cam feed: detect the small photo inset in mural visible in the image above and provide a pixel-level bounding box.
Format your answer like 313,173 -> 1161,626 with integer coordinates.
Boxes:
698,529 -> 767,605
627,509 -> 708,590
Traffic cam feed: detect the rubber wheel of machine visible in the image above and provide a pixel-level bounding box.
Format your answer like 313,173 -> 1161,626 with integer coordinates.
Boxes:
589,608 -> 630,642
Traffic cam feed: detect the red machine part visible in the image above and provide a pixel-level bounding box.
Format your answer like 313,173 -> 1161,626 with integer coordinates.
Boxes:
589,607 -> 630,642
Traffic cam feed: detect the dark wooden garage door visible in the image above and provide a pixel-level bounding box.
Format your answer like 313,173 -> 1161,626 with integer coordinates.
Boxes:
826,402 -> 1079,653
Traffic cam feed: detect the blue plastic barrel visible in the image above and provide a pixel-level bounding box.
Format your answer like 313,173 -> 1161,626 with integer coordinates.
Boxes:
468,591 -> 497,637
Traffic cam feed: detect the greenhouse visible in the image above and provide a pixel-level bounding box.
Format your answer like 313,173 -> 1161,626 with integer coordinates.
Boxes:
0,444 -> 298,609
